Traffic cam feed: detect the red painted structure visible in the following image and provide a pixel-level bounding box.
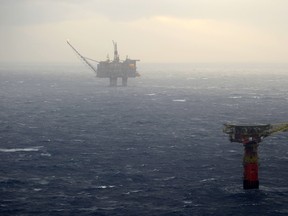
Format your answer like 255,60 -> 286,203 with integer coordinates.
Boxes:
223,124 -> 270,189
243,142 -> 259,189
223,123 -> 288,189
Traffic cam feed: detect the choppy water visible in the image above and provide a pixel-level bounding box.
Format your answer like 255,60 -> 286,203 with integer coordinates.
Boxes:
0,63 -> 288,215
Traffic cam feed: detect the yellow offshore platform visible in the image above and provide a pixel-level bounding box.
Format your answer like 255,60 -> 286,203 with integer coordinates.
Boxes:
67,40 -> 140,87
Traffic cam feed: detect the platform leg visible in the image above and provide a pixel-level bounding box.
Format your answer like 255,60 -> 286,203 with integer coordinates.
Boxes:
122,77 -> 128,86
243,142 -> 259,189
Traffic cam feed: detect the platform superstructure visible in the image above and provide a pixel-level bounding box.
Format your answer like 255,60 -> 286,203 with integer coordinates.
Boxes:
67,40 -> 140,86
223,123 -> 288,189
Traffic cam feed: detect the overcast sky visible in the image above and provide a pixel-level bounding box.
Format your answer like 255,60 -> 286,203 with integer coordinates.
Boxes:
0,0 -> 288,63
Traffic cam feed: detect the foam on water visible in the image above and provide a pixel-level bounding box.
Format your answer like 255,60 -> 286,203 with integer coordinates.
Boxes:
0,146 -> 43,152
173,99 -> 186,102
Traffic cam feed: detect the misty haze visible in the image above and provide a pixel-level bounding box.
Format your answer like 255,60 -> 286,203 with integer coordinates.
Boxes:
1,1 -> 288,216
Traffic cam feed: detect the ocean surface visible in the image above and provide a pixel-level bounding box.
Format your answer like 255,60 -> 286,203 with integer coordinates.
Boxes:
0,63 -> 288,215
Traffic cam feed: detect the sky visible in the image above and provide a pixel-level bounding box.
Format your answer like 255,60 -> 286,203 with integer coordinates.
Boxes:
0,0 -> 288,64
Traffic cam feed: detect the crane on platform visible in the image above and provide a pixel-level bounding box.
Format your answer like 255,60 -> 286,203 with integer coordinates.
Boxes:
67,40 -> 140,87
223,122 -> 288,189
66,40 -> 98,73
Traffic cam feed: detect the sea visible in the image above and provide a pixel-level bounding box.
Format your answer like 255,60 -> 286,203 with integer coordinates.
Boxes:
0,63 -> 288,216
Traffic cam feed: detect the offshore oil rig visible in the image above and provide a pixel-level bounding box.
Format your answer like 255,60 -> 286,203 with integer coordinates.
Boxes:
223,122 -> 288,189
67,40 -> 140,86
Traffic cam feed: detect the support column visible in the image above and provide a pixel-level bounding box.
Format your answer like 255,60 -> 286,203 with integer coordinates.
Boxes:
109,77 -> 117,87
243,142 -> 259,189
122,77 -> 128,86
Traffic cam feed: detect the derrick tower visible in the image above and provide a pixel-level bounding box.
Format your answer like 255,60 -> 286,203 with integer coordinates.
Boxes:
67,40 -> 140,87
223,123 -> 288,189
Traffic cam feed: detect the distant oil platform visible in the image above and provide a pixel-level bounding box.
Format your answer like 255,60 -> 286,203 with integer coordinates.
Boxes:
67,40 -> 140,87
223,123 -> 288,189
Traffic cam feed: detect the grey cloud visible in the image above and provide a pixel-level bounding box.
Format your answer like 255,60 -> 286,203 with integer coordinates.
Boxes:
1,0 -> 288,28
0,0 -> 85,26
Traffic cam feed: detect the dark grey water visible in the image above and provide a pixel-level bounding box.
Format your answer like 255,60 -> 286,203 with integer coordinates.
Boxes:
0,63 -> 288,215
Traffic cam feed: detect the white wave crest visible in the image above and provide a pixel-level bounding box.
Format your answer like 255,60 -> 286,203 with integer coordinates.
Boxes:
173,99 -> 186,102
0,146 -> 43,153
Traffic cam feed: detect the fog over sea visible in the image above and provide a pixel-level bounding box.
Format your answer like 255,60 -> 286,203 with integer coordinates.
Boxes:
1,63 -> 288,216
